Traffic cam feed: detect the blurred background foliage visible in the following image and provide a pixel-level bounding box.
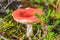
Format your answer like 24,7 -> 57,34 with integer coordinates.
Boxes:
0,0 -> 60,40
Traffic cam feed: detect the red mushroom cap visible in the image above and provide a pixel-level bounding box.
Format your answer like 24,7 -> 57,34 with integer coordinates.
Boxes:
12,8 -> 42,24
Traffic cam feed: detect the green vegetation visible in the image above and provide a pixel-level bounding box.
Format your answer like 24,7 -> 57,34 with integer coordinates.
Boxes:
0,0 -> 60,40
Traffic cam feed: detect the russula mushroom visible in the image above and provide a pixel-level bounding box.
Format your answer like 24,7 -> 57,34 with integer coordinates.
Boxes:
12,8 -> 42,37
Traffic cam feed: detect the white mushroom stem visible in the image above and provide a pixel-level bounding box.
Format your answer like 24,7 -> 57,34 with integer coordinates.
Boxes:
26,24 -> 33,37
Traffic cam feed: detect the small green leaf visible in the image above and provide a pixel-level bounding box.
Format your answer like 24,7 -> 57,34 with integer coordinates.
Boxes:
34,13 -> 39,18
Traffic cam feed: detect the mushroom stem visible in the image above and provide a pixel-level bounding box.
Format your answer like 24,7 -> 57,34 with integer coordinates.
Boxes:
26,24 -> 33,37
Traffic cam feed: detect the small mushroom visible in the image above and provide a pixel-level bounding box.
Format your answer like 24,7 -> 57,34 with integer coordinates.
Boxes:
12,8 -> 42,37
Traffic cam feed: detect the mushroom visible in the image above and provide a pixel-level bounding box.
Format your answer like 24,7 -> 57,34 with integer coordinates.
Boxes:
12,8 -> 42,37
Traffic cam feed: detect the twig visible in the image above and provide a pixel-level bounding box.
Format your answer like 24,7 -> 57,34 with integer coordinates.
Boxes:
4,0 -> 16,9
0,35 -> 8,40
38,23 -> 48,40
33,27 -> 40,39
11,34 -> 19,39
